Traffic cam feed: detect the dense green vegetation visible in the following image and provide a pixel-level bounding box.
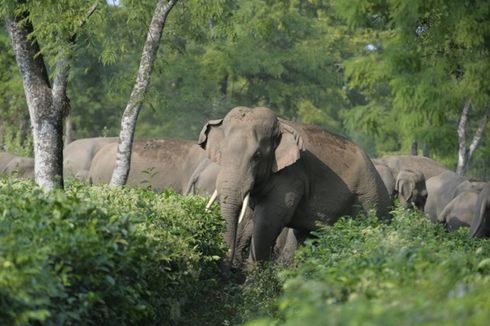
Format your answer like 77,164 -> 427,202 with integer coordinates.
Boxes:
251,208 -> 490,325
1,0 -> 489,179
0,179 -> 226,325
1,181 -> 489,325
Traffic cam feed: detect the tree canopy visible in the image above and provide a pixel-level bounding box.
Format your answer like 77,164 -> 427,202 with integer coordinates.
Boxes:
1,0 -> 489,179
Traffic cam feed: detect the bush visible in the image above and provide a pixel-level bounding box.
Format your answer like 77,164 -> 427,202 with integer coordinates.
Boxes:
249,207 -> 490,325
0,179 -> 225,325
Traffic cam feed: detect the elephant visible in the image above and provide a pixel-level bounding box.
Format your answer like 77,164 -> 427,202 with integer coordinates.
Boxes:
198,106 -> 392,262
373,163 -> 396,199
470,182 -> 490,238
424,171 -> 466,222
437,190 -> 481,232
0,151 -> 16,171
184,158 -> 220,196
376,155 -> 447,179
3,156 -> 34,179
89,138 -> 211,193
63,137 -> 118,180
395,169 -> 427,209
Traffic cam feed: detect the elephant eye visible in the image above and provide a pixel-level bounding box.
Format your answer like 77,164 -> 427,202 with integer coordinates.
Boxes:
253,151 -> 262,160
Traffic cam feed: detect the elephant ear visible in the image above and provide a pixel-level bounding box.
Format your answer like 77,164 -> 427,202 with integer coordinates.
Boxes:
198,119 -> 224,163
396,177 -> 414,203
272,121 -> 305,173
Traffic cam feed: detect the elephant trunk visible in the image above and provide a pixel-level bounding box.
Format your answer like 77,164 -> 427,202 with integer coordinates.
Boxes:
217,171 -> 253,265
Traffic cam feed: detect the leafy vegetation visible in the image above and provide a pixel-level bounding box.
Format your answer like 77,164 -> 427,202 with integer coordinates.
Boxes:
2,0 -> 488,178
0,179 -> 226,325
249,208 -> 490,325
1,180 -> 489,325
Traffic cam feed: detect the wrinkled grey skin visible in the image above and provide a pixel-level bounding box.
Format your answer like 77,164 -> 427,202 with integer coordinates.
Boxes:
438,190 -> 480,232
377,155 -> 447,179
424,171 -> 466,222
64,137 -> 118,180
470,182 -> 490,238
3,156 -> 34,179
395,169 -> 428,209
199,107 -> 391,262
89,139 -> 210,193
374,163 -> 396,199
184,158 -> 220,196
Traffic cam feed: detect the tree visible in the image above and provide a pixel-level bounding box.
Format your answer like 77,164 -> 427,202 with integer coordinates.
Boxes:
5,1 -> 99,190
456,101 -> 489,176
335,0 -> 490,176
0,29 -> 30,155
109,0 -> 178,186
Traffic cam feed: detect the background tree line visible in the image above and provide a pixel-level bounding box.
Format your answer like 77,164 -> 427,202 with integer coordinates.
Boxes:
1,0 -> 489,180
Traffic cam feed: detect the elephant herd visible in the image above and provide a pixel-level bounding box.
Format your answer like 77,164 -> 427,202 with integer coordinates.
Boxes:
372,156 -> 490,237
2,106 -> 490,265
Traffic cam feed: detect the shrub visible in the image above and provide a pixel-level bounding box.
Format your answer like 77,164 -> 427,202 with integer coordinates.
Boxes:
249,207 -> 490,325
0,179 -> 225,325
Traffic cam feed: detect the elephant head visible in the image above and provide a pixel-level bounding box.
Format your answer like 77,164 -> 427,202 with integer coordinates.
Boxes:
198,107 -> 304,262
395,169 -> 427,209
470,182 -> 490,238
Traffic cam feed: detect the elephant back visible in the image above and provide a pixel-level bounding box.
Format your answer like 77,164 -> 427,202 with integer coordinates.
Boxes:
379,155 -> 447,179
282,120 -> 392,220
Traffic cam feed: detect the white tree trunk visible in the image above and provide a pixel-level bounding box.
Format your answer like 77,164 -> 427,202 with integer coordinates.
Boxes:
456,100 -> 471,176
456,100 -> 489,176
110,0 -> 178,186
7,14 -> 64,190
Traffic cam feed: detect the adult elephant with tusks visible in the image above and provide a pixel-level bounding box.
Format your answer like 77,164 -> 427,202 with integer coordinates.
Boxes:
199,107 -> 392,263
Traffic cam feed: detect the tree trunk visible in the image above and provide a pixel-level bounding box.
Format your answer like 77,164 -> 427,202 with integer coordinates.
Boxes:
110,0 -> 178,186
7,14 -> 64,190
422,143 -> 430,158
411,141 -> 418,155
456,100 -> 489,176
456,100 -> 470,175
6,2 -> 98,190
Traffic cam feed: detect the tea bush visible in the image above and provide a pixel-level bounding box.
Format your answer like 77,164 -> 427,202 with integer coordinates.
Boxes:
0,179 -> 225,325
3,178 -> 490,325
249,207 -> 490,325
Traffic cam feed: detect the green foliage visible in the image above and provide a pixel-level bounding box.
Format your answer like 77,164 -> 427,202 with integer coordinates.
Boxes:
336,0 -> 490,172
0,29 -> 31,155
0,179 -> 225,325
249,207 -> 490,325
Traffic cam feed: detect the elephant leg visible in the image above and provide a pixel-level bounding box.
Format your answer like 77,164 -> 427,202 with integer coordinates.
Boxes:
275,228 -> 308,265
250,175 -> 304,261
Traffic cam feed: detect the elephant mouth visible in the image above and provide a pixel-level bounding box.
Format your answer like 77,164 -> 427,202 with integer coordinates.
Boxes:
205,190 -> 250,225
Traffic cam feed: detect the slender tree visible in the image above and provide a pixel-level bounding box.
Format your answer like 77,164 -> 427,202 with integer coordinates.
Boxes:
456,100 -> 489,176
6,2 -> 99,190
110,0 -> 178,186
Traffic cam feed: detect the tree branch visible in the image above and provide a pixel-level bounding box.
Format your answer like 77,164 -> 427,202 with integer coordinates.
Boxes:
110,0 -> 179,186
468,107 -> 490,160
456,99 -> 471,175
53,0 -> 100,119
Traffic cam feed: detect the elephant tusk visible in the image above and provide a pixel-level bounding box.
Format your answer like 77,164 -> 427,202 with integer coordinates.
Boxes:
238,193 -> 250,224
205,189 -> 218,212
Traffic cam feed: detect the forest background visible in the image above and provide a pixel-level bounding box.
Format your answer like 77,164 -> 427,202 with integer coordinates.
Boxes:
1,0 -> 489,180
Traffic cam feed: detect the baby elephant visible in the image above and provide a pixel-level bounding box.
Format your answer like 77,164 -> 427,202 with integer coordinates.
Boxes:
395,169 -> 427,209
